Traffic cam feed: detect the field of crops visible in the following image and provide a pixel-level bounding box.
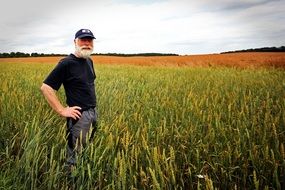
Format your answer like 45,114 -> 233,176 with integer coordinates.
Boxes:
1,52 -> 285,68
0,55 -> 284,189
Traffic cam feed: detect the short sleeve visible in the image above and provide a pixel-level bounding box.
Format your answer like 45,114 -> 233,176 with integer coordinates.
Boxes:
43,60 -> 67,91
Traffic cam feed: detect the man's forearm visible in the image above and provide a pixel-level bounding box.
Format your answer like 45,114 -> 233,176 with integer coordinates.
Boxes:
40,83 -> 64,115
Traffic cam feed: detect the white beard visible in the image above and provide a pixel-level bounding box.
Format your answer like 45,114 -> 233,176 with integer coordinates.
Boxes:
75,44 -> 93,59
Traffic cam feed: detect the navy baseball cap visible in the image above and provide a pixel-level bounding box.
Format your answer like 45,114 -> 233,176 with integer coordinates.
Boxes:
75,29 -> 95,39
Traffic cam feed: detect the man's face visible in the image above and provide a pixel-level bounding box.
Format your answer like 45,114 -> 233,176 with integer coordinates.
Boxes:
74,38 -> 94,59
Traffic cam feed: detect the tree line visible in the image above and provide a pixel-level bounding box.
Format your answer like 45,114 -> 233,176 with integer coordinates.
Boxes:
1,46 -> 284,58
0,52 -> 67,58
221,46 -> 285,54
92,53 -> 179,57
0,52 -> 179,58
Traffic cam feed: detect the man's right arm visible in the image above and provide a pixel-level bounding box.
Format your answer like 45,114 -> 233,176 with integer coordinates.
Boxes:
40,83 -> 81,120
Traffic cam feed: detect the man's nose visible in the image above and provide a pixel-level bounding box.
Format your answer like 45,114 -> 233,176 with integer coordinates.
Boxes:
82,39 -> 93,44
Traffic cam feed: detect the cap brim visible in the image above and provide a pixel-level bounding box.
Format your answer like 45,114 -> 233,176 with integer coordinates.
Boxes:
76,34 -> 95,39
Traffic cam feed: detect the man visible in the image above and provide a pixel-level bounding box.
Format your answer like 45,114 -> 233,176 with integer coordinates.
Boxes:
40,29 -> 97,166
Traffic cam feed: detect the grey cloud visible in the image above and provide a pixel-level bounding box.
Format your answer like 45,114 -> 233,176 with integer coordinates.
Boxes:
195,0 -> 280,12
113,0 -> 167,5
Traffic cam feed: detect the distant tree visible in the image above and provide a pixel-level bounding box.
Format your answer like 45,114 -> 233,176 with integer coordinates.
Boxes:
0,53 -> 10,58
31,53 -> 39,57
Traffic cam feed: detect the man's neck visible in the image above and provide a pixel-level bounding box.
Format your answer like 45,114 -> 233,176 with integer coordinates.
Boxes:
73,52 -> 87,59
73,52 -> 81,58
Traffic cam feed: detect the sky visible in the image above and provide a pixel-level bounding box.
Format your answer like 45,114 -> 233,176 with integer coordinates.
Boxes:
0,0 -> 284,55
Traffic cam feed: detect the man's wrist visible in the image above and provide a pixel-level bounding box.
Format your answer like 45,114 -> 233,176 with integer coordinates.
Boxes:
57,107 -> 65,116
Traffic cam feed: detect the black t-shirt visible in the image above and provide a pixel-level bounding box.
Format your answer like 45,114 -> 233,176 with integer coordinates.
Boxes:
43,54 -> 96,110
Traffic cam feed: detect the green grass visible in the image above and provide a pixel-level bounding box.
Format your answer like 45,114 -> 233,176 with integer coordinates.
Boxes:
0,62 -> 284,189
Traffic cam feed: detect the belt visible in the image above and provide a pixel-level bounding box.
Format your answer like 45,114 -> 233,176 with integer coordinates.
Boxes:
80,106 -> 95,113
